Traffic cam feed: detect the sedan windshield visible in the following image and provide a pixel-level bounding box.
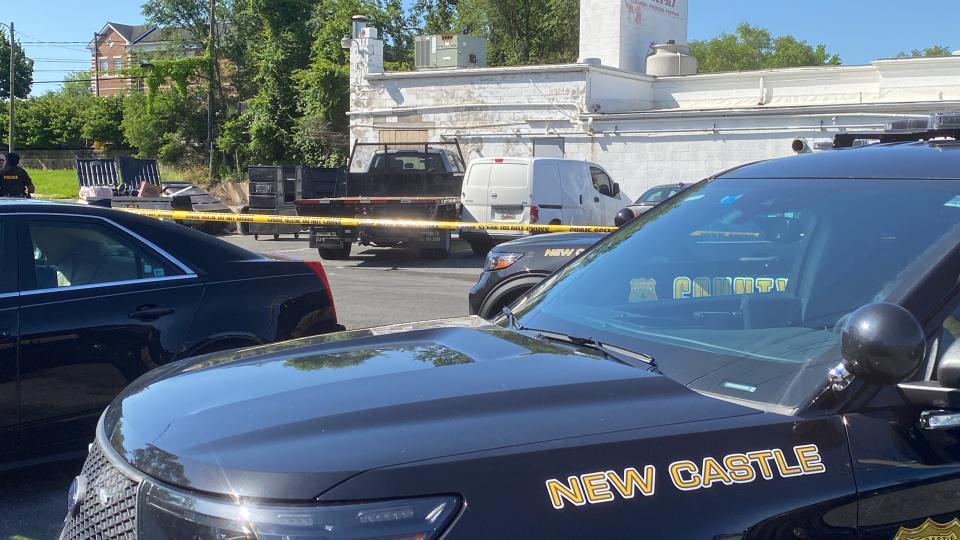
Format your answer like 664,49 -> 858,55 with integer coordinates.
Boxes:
636,185 -> 685,205
513,178 -> 960,410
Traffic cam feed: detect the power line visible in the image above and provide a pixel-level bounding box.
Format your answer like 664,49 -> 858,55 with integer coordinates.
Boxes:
21,44 -> 89,53
21,41 -> 89,44
30,58 -> 91,63
32,76 -> 143,84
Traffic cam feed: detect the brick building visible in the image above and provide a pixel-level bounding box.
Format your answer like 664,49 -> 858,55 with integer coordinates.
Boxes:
86,23 -> 201,97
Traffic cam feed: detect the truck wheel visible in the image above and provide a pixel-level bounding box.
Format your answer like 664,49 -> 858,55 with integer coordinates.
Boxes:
469,241 -> 493,257
318,243 -> 352,260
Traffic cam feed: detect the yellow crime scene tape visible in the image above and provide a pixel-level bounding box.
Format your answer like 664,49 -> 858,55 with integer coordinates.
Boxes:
119,208 -> 620,234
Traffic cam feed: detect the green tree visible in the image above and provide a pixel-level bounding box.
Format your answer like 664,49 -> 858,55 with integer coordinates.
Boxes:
412,0 -> 458,34
123,89 -> 206,162
61,71 -> 93,99
897,45 -> 953,58
142,0 -> 212,47
690,23 -> 841,73
0,28 -> 33,99
241,0 -> 314,163
82,95 -> 126,147
15,94 -> 86,149
461,0 -> 578,65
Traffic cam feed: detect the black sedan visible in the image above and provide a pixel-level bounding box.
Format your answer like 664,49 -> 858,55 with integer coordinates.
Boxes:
468,232 -> 604,319
0,200 -> 341,465
63,123 -> 960,539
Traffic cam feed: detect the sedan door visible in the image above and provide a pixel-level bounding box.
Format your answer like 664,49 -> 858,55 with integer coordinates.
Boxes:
15,214 -> 203,450
0,216 -> 18,456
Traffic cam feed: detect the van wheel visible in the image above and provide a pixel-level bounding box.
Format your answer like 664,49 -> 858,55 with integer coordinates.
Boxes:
319,243 -> 352,260
469,240 -> 493,257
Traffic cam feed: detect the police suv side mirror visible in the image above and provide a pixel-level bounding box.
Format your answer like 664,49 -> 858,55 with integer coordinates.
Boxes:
613,182 -> 621,197
841,303 -> 924,385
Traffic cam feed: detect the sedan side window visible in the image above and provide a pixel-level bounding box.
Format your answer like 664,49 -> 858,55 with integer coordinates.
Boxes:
27,220 -> 182,290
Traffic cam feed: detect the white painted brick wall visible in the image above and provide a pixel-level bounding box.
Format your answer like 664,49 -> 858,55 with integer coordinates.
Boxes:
349,42 -> 960,201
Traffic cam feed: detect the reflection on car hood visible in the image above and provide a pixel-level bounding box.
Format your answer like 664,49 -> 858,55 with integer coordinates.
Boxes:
104,317 -> 758,499
493,232 -> 605,250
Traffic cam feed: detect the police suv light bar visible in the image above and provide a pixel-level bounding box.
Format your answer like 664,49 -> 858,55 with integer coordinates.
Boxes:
930,112 -> 960,130
834,112 -> 960,148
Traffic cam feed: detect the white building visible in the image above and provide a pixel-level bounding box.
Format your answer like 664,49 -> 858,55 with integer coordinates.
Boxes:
347,1 -> 960,200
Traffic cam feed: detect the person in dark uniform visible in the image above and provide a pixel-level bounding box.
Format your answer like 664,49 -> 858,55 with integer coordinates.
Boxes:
0,152 -> 35,198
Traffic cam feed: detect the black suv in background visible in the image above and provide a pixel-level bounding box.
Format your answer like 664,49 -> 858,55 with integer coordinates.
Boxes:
468,231 -> 604,319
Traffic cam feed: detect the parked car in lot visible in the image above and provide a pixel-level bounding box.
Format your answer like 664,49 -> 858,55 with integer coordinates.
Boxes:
0,200 -> 342,465
460,157 -> 624,255
64,119 -> 960,539
614,182 -> 692,226
469,231 -> 604,319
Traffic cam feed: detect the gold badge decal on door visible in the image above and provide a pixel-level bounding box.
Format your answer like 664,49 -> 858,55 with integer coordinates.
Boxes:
894,518 -> 960,540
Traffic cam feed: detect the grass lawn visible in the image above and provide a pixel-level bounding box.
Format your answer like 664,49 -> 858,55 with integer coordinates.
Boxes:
30,169 -> 79,200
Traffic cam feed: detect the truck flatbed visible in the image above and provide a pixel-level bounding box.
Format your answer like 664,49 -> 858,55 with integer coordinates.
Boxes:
296,196 -> 462,206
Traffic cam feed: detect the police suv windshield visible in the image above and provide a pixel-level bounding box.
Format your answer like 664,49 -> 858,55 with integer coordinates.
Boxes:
513,178 -> 960,410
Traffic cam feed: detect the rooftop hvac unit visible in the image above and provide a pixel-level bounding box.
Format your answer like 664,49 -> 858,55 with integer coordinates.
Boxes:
415,34 -> 487,70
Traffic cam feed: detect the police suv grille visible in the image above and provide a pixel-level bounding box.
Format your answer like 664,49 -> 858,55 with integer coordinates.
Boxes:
61,442 -> 139,540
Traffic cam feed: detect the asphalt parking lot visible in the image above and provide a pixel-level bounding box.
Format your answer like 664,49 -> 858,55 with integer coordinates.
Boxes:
0,235 -> 485,540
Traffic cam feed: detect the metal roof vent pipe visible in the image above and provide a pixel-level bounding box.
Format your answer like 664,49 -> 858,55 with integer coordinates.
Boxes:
351,15 -> 369,39
646,41 -> 698,77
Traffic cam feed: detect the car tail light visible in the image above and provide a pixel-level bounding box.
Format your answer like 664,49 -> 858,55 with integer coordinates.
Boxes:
529,205 -> 540,224
304,261 -> 337,319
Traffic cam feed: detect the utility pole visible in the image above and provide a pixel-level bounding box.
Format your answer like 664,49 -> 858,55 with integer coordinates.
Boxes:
207,0 -> 216,181
8,22 -> 15,153
93,32 -> 100,97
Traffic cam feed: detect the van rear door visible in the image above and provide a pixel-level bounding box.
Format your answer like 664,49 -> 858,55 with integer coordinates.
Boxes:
488,160 -> 530,223
462,161 -> 493,222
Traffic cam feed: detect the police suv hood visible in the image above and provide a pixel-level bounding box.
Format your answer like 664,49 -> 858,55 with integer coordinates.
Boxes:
104,317 -> 758,500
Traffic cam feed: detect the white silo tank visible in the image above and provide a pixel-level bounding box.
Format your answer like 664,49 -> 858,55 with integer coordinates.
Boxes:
646,41 -> 698,77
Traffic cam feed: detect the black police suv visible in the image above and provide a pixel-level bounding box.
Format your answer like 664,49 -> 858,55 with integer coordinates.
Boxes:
64,120 -> 960,539
470,185 -> 695,320
0,200 -> 341,465
468,231 -> 604,319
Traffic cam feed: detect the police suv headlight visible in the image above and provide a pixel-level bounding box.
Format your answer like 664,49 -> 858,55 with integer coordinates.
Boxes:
138,479 -> 460,540
485,252 -> 523,271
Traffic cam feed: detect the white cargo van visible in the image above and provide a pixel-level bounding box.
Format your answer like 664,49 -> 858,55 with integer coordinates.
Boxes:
460,157 -> 625,254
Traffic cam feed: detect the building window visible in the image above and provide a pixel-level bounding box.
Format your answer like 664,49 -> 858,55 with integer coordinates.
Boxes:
99,58 -> 108,73
113,57 -> 123,72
